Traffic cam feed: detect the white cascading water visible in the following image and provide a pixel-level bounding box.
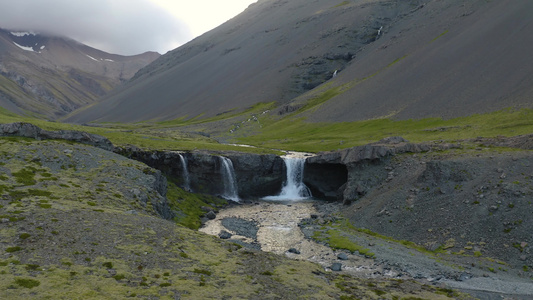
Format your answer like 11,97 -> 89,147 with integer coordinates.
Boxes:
178,154 -> 191,192
219,156 -> 240,202
264,156 -> 311,201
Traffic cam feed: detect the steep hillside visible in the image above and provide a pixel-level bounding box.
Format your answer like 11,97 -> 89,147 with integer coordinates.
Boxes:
0,29 -> 159,119
67,0 -> 533,124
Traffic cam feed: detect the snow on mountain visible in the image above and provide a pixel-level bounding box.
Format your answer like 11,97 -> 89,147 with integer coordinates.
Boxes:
12,41 -> 37,52
9,31 -> 36,37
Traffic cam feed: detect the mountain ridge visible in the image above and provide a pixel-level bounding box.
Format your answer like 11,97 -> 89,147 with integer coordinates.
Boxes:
0,28 -> 159,119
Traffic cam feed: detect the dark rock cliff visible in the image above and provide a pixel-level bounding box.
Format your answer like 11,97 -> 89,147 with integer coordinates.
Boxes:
116,147 -> 286,199
306,137 -> 460,204
224,152 -> 286,198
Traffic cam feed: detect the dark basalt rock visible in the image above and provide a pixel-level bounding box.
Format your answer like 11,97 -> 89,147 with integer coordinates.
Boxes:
306,137 -> 462,204
288,248 -> 301,254
205,210 -> 217,220
0,122 -> 114,151
337,253 -> 349,260
330,263 -> 342,271
219,231 -> 232,239
221,217 -> 259,240
116,147 -> 286,199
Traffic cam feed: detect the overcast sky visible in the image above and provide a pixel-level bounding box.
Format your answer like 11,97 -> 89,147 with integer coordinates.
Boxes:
0,0 -> 257,55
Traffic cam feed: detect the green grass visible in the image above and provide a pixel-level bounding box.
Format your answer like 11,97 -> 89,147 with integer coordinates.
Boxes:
14,278 -> 41,289
12,168 -> 37,186
1,86 -> 532,155
0,107 -> 277,154
431,30 -> 449,43
166,182 -> 227,230
157,102 -> 275,127
323,229 -> 375,258
6,246 -> 22,253
238,108 -> 533,152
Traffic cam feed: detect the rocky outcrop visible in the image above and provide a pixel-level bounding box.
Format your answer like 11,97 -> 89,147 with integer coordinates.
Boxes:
0,122 -> 114,151
307,137 -> 460,204
473,134 -> 533,150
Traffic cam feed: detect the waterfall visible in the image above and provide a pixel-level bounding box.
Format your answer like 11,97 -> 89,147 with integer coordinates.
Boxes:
178,154 -> 191,192
264,156 -> 311,201
219,156 -> 240,202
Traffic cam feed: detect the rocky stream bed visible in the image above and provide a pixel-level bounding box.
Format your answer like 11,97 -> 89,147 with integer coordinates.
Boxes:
200,200 -> 533,300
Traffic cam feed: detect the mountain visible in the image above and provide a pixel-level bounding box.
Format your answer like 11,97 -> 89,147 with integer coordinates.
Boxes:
67,0 -> 533,124
0,29 -> 159,119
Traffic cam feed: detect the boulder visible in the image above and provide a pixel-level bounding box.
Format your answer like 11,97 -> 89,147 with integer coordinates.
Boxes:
219,231 -> 232,239
330,263 -> 342,271
288,248 -> 301,254
337,253 -> 349,260
205,211 -> 217,220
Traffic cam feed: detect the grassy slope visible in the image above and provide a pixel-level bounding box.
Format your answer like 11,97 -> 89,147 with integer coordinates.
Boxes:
2,98 -> 532,155
0,138 -> 464,299
234,107 -> 533,152
0,106 -> 279,154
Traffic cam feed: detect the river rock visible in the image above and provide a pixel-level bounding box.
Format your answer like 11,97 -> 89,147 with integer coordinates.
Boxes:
219,231 -> 232,239
288,248 -> 301,254
330,263 -> 342,271
337,253 -> 349,260
206,211 -> 217,220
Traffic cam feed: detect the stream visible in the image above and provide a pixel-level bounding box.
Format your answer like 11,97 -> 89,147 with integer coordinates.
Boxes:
199,200 -> 382,277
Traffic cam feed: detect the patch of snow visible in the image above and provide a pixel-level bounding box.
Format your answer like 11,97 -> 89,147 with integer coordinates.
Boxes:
104,59 -> 114,62
85,54 -> 99,62
40,45 -> 45,50
13,42 -> 35,52
10,31 -> 35,37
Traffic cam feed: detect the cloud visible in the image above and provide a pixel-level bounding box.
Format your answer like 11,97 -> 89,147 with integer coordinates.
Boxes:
0,0 -> 192,55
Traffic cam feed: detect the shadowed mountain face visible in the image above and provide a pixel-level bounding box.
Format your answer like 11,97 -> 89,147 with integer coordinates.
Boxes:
68,0 -> 533,123
0,29 -> 159,119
